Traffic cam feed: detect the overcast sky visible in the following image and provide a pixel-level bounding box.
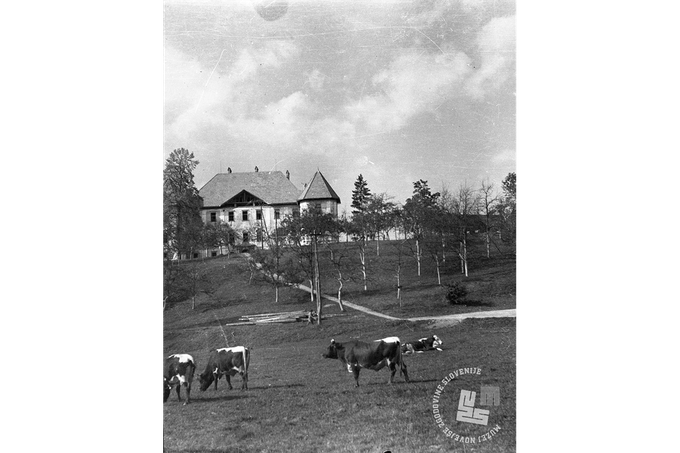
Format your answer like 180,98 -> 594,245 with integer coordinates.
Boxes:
164,0 -> 515,213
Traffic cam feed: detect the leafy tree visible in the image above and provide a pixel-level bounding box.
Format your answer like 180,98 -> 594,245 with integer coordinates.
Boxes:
201,222 -> 237,258
497,172 -> 516,245
364,193 -> 397,256
502,172 -> 516,201
163,148 -> 203,258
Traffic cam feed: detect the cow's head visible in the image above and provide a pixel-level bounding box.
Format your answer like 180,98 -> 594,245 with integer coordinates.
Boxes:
432,335 -> 443,348
322,339 -> 340,359
197,371 -> 214,392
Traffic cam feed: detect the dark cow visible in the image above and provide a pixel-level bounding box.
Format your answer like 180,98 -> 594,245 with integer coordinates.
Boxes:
322,336 -> 409,387
164,353 -> 196,405
402,335 -> 443,354
197,346 -> 250,392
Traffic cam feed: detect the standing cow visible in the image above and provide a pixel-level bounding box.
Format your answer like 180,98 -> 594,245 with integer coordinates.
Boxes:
322,336 -> 409,387
197,346 -> 250,392
164,353 -> 196,405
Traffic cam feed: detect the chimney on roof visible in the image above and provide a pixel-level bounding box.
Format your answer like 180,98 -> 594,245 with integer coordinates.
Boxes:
227,167 -> 232,173
255,166 -> 259,172
303,182 -> 308,189
286,170 -> 290,180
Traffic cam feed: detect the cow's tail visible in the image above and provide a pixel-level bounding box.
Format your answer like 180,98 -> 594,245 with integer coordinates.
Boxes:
397,339 -> 404,377
188,358 -> 196,382
244,347 -> 250,372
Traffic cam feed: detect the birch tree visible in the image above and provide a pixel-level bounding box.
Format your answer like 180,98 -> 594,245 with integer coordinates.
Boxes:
479,180 -> 499,258
403,180 -> 440,277
453,183 -> 480,277
350,175 -> 372,289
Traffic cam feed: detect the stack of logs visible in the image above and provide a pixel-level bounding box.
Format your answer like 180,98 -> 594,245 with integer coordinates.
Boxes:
221,310 -> 345,326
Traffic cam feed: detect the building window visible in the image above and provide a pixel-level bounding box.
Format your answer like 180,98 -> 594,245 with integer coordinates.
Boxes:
256,229 -> 263,242
293,207 -> 300,218
243,232 -> 250,243
256,210 -> 262,221
210,212 -> 217,222
193,253 -> 198,259
242,210 -> 249,221
274,209 -> 280,220
211,251 -> 217,257
228,211 -> 234,222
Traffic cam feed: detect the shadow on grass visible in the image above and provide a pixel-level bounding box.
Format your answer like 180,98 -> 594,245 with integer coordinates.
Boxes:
249,383 -> 305,390
189,393 -> 252,404
328,376 -> 441,388
453,300 -> 494,307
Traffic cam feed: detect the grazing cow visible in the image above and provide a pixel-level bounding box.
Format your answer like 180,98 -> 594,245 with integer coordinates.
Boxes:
402,335 -> 443,354
322,336 -> 409,387
164,353 -> 196,405
197,346 -> 250,392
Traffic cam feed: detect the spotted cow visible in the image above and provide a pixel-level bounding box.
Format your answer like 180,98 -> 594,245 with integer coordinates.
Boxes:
402,335 -> 443,354
197,346 -> 250,392
164,353 -> 196,405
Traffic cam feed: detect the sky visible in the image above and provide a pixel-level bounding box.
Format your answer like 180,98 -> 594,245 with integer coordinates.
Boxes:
164,0 -> 515,213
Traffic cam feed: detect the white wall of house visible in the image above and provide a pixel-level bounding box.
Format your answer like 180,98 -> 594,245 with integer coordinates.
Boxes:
299,200 -> 338,216
201,204 -> 299,245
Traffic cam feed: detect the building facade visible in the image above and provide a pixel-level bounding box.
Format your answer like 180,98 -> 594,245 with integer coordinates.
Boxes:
197,168 -> 340,252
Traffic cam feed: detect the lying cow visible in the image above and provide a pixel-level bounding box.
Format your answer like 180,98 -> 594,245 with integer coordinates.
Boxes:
322,336 -> 409,387
164,353 -> 196,405
402,335 -> 443,354
197,346 -> 250,392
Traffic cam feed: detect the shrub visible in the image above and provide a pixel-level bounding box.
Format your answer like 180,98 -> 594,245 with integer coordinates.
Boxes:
445,282 -> 468,305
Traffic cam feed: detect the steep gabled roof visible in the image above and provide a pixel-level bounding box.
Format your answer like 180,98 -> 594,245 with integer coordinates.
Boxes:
298,171 -> 341,203
199,171 -> 301,207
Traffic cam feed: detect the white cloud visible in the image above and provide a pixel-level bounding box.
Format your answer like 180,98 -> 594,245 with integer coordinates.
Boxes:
305,69 -> 326,92
229,91 -> 311,146
164,41 -> 301,145
345,48 -> 472,133
228,91 -> 357,153
465,15 -> 516,99
492,148 -> 516,164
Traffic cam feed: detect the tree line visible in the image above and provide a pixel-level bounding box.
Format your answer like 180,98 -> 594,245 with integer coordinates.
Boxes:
163,148 -> 516,320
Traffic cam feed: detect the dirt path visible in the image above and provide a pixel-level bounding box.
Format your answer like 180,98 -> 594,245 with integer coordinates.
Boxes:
292,283 -> 515,323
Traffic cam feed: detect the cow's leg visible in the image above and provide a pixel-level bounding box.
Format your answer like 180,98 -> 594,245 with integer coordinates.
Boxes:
226,374 -> 233,390
352,365 -> 361,387
176,383 -> 181,401
388,361 -> 397,384
241,371 -> 248,390
372,360 -> 387,372
401,361 -> 410,383
184,383 -> 191,405
213,369 -> 219,391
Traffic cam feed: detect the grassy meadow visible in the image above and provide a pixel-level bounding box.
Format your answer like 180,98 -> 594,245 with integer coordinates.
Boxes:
164,238 -> 516,452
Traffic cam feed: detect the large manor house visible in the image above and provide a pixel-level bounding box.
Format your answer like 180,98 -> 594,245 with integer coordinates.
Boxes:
196,167 -> 340,254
